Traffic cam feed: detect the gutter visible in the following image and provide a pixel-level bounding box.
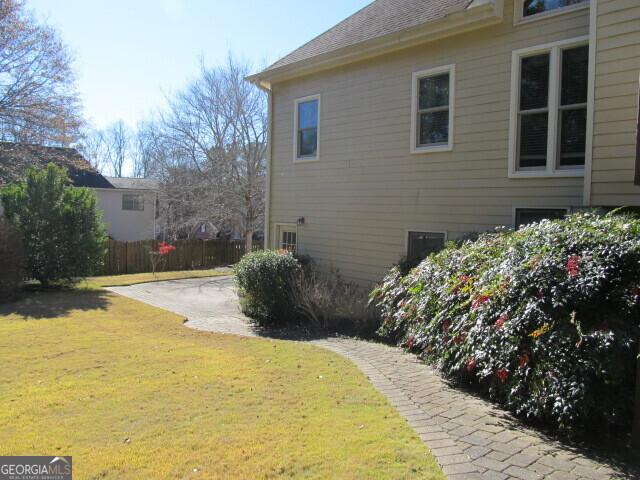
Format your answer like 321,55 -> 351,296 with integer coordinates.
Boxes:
247,0 -> 504,88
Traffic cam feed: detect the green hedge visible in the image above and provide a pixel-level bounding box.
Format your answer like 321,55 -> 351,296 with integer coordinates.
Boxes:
371,212 -> 640,437
0,217 -> 24,302
234,250 -> 301,326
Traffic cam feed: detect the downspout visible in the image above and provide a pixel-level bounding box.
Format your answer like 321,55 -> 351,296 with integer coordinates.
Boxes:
259,82 -> 273,250
583,0 -> 597,207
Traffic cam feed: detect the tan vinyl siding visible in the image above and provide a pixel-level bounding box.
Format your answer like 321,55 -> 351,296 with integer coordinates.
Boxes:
590,0 -> 640,206
269,0 -> 589,284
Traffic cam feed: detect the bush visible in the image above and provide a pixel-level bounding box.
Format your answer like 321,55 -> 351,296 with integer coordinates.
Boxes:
1,164 -> 107,286
371,212 -> 640,437
234,250 -> 301,326
289,267 -> 378,336
0,216 -> 24,302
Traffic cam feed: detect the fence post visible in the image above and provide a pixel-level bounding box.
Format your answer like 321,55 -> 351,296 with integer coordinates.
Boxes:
633,348 -> 640,450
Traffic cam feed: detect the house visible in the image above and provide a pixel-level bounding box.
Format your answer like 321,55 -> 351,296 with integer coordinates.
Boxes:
0,142 -> 159,242
248,0 -> 640,284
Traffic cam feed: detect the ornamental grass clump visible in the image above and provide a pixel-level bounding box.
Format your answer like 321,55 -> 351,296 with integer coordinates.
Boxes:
371,212 -> 640,437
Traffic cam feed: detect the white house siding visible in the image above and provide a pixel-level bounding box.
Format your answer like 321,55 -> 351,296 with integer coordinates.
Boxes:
590,0 -> 640,206
95,189 -> 156,241
268,0 -> 589,284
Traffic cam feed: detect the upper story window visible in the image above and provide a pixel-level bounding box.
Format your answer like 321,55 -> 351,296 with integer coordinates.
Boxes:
294,94 -> 320,162
122,193 -> 144,211
523,0 -> 589,18
509,37 -> 589,177
411,65 -> 455,153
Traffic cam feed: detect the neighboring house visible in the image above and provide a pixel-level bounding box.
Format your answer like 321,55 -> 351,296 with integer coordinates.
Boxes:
191,221 -> 219,240
0,142 -> 159,242
99,177 -> 159,242
248,0 -> 640,284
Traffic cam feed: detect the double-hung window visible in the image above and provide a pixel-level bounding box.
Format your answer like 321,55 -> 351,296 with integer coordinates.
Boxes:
122,193 -> 144,211
509,38 -> 589,176
294,95 -> 320,161
411,65 -> 455,153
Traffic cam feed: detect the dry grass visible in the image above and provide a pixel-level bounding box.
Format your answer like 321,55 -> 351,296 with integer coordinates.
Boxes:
79,268 -> 232,289
0,290 -> 443,479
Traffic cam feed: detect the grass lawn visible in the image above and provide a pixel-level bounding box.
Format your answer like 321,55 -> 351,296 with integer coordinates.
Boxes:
79,268 -> 232,289
0,288 -> 444,479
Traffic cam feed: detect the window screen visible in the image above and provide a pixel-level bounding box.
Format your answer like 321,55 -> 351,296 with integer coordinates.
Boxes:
417,73 -> 450,147
515,208 -> 567,229
407,231 -> 445,263
122,194 -> 144,211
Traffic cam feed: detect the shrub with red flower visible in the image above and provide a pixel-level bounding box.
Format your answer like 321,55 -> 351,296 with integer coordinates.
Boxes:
566,254 -> 580,278
466,359 -> 477,374
404,336 -> 416,349
518,353 -> 530,368
471,294 -> 490,310
372,211 -> 640,437
494,313 -> 508,329
149,242 -> 177,274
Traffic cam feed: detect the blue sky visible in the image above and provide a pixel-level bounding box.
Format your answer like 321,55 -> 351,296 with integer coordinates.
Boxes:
29,0 -> 370,129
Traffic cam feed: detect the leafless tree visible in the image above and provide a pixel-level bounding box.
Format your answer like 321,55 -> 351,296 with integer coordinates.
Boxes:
160,56 -> 266,249
76,129 -> 107,172
104,120 -> 129,177
0,0 -> 83,145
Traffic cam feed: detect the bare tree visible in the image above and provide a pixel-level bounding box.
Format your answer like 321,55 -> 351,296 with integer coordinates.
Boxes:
104,120 -> 129,177
77,129 -> 107,172
0,0 -> 83,145
160,56 -> 266,249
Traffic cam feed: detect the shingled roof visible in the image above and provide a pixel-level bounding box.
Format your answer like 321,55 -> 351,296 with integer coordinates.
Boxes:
0,142 -> 114,189
262,0 -> 473,73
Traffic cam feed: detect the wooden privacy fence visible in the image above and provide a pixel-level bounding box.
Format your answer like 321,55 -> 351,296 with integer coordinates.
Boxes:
102,239 -> 262,275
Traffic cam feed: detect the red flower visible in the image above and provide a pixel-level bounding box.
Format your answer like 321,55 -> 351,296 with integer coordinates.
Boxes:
496,368 -> 509,383
494,313 -> 508,329
566,255 -> 581,278
518,353 -> 530,368
442,320 -> 451,333
471,294 -> 490,310
404,337 -> 416,349
466,359 -> 477,373
453,334 -> 466,345
630,287 -> 640,297
157,242 -> 176,255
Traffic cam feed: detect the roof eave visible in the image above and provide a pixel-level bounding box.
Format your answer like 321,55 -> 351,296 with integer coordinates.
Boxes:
246,0 -> 503,88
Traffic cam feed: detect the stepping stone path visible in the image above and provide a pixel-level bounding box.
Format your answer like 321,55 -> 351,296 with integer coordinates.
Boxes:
109,276 -> 639,480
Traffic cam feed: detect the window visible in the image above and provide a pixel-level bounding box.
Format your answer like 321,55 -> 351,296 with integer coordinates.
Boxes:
515,208 -> 567,229
407,231 -> 446,263
411,65 -> 455,153
122,193 -> 144,211
279,228 -> 297,253
200,224 -> 206,233
509,38 -> 589,177
523,0 -> 588,18
294,95 -> 320,161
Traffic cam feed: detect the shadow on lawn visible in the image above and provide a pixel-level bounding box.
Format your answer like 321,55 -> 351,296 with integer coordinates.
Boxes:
0,289 -> 111,319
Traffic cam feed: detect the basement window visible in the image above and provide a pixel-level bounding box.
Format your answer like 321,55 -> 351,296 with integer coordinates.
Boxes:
515,208 -> 568,229
407,231 -> 446,263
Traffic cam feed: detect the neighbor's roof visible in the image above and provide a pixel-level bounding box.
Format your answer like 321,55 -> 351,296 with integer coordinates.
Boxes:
105,176 -> 160,191
259,0 -> 473,75
0,142 -> 113,189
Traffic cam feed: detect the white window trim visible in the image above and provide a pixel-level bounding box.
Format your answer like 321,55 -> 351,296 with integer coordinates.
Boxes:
410,65 -> 455,154
514,0 -> 590,26
272,223 -> 298,251
293,94 -> 321,163
404,229 -> 448,256
512,206 -> 570,228
508,36 -> 589,178
122,193 -> 144,211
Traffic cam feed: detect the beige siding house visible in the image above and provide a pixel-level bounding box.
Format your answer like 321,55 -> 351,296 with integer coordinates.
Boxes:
249,0 -> 640,284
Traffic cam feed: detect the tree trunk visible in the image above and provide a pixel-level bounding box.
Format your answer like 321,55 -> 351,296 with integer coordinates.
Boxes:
244,229 -> 253,253
633,344 -> 640,450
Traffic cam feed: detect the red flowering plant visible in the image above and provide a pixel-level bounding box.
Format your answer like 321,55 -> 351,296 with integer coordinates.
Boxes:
371,212 -> 640,438
149,241 -> 177,275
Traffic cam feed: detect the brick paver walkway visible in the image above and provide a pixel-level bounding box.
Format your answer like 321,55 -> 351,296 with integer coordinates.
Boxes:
109,276 -> 639,480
